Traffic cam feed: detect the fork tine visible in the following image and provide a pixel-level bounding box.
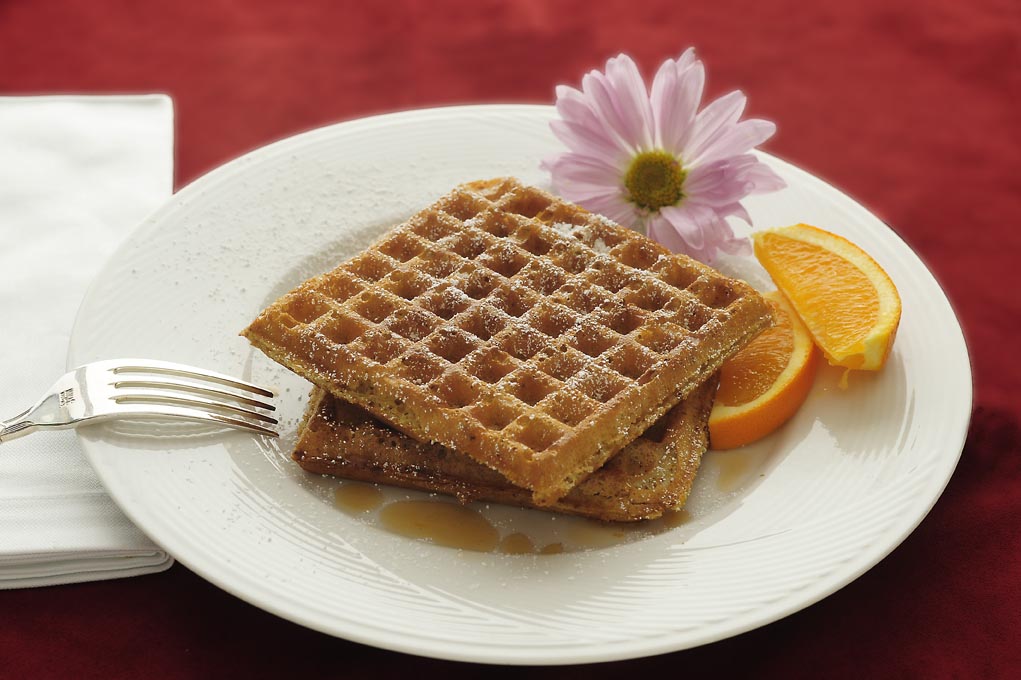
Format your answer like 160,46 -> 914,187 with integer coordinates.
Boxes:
113,391 -> 279,424
109,376 -> 276,412
108,359 -> 275,397
110,403 -> 279,437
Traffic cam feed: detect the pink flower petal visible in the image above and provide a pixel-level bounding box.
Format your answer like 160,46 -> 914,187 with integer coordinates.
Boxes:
554,85 -> 601,131
555,88 -> 630,150
717,201 -> 752,224
682,90 -> 746,165
649,65 -> 676,149
579,191 -> 641,228
661,204 -> 708,251
547,170 -> 620,200
694,118 -> 776,166
544,152 -> 622,189
580,73 -> 628,149
651,56 -> 704,154
659,202 -> 750,263
580,62 -> 654,152
682,156 -> 757,207
673,46 -> 698,72
554,182 -> 621,204
550,120 -> 630,167
698,208 -> 752,258
647,213 -> 690,254
604,54 -> 656,150
745,161 -> 787,193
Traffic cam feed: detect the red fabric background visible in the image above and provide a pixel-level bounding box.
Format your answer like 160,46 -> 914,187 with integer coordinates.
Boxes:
1,0 -> 1018,677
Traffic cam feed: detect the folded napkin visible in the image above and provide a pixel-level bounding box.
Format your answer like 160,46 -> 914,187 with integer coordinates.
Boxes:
0,96 -> 175,588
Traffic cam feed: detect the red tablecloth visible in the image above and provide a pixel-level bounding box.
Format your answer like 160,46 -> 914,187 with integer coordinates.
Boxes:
2,1 -> 1018,677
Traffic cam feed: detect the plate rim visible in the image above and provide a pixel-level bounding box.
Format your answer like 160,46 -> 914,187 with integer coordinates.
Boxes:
69,103 -> 972,665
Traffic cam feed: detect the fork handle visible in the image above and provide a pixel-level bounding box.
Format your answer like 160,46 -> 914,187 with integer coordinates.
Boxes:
0,409 -> 37,444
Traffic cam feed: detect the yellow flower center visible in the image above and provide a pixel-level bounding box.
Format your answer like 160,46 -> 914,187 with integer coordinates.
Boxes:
623,150 -> 686,212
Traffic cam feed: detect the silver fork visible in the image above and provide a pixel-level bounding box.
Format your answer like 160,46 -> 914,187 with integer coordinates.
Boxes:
0,359 -> 278,443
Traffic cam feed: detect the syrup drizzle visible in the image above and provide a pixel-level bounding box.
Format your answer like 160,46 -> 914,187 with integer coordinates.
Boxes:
333,484 -> 707,554
334,491 -> 665,554
334,482 -> 385,512
378,500 -> 500,552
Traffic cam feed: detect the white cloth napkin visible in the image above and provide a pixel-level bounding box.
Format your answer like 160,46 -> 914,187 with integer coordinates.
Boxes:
0,95 -> 175,588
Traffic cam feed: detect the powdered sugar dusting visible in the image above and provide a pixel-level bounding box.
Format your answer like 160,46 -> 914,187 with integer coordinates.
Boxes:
551,222 -> 581,238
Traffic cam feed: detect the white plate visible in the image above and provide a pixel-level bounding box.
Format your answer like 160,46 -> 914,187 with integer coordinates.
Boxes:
69,105 -> 970,665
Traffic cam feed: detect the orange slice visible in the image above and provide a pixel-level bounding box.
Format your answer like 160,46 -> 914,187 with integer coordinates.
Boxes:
709,290 -> 819,450
751,224 -> 901,371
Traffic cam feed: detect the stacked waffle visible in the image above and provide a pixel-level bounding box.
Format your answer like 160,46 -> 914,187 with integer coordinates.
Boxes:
243,178 -> 771,521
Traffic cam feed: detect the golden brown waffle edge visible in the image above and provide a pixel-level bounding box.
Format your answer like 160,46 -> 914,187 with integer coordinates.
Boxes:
293,379 -> 717,522
243,178 -> 771,505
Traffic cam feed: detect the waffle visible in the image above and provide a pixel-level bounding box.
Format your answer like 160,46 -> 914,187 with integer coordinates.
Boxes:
244,178 -> 771,504
293,378 -> 716,522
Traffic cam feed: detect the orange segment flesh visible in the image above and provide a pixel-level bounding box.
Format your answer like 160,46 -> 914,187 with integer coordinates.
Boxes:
752,224 -> 901,371
709,291 -> 819,450
715,300 -> 794,407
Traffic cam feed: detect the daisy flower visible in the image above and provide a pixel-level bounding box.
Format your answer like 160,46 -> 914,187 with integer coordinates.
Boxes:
542,50 -> 785,263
